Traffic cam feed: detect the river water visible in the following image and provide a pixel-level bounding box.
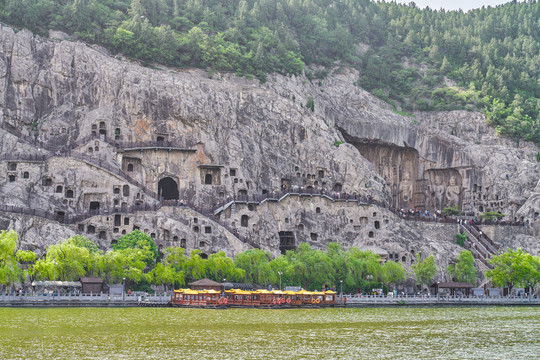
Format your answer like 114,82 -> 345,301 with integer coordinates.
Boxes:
0,306 -> 538,359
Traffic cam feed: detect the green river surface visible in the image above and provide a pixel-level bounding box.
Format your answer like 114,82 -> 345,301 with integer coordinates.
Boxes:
0,306 -> 538,359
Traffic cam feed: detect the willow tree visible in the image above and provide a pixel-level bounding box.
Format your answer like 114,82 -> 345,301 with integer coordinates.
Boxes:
16,249 -> 37,283
206,251 -> 245,283
234,248 -> 275,285
286,243 -> 333,291
148,246 -> 187,290
381,260 -> 406,291
183,249 -> 208,283
412,253 -> 437,289
0,230 -> 22,290
345,248 -> 383,293
34,240 -> 91,281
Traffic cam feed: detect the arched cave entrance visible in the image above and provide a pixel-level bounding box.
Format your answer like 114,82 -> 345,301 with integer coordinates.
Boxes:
241,215 -> 249,227
278,231 -> 296,255
158,177 -> 179,200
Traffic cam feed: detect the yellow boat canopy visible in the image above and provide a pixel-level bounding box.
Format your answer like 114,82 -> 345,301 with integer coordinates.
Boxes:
182,289 -> 199,295
174,288 -> 191,293
325,290 -> 337,294
233,290 -> 253,295
254,289 -> 272,294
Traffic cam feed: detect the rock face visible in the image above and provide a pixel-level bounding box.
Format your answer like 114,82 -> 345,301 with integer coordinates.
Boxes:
0,26 -> 538,275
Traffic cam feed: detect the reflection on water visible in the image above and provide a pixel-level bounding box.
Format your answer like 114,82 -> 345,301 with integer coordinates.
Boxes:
0,307 -> 538,359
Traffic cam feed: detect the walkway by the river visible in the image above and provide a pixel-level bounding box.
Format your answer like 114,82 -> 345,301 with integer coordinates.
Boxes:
343,294 -> 540,306
0,293 -> 170,307
1,293 -> 538,307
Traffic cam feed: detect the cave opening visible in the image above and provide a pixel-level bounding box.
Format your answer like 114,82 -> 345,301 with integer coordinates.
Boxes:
158,177 -> 179,200
278,231 -> 296,255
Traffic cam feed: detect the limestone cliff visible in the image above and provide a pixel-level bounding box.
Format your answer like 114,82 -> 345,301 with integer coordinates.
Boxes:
0,26 -> 538,278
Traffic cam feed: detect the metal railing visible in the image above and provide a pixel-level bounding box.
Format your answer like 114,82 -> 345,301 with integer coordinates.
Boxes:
0,122 -> 197,153
0,199 -> 258,247
461,226 -> 491,256
468,223 -> 499,252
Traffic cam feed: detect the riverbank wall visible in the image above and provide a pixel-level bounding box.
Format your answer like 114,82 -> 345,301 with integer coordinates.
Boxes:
1,294 -> 538,307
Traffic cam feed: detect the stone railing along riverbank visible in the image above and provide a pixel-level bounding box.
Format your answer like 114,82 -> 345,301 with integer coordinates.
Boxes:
0,292 -> 171,307
1,293 -> 538,307
343,294 -> 540,306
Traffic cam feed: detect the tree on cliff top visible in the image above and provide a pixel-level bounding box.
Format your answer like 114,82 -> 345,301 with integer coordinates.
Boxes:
3,1 -> 540,143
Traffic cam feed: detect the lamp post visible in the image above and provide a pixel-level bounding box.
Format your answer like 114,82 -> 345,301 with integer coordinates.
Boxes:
53,260 -> 57,295
340,280 -> 343,297
277,271 -> 282,290
222,279 -> 226,298
122,277 -> 126,301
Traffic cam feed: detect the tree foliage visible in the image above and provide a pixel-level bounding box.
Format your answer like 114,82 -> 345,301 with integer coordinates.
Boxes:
456,233 -> 467,247
442,205 -> 461,217
3,229 -> 417,293
479,211 -> 504,221
486,248 -> 540,292
113,229 -> 159,266
447,250 -> 477,285
0,230 -> 22,288
206,251 -> 245,283
103,247 -> 147,283
234,248 -> 275,285
34,236 -> 99,281
2,1 -> 540,143
9,232 -> 536,295
411,253 -> 438,287
16,249 -> 37,282
381,260 -> 406,290
67,235 -> 100,253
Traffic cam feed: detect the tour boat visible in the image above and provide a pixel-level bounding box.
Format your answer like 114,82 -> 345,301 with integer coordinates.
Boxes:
171,288 -> 343,308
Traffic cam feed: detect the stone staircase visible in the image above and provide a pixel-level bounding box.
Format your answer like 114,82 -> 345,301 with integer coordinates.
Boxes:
460,223 -> 500,268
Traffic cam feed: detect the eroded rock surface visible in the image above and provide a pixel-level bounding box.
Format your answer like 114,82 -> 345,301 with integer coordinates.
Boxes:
0,26 -> 538,277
